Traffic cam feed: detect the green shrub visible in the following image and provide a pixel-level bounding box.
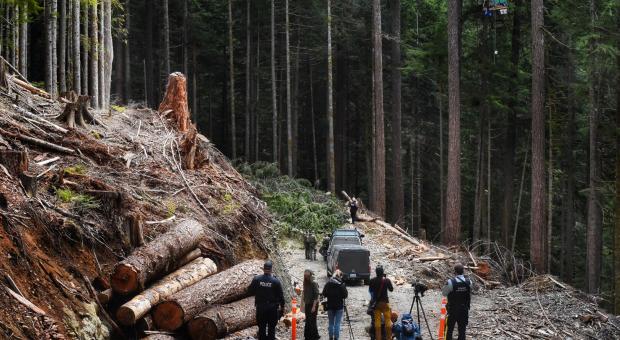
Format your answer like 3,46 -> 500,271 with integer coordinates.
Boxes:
238,162 -> 347,236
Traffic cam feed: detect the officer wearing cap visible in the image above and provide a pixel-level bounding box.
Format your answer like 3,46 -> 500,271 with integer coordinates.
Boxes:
249,260 -> 285,340
442,263 -> 472,340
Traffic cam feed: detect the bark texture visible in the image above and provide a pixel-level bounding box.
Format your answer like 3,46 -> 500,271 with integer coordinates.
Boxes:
445,0 -> 461,245
371,0 -> 386,217
187,296 -> 256,339
159,72 -> 191,132
117,257 -> 217,325
111,219 -> 205,295
530,0 -> 547,272
152,259 -> 263,331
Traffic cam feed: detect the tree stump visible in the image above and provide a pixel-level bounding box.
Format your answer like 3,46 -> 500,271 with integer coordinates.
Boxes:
123,213 -> 145,250
180,124 -> 198,170
19,171 -> 38,197
58,92 -> 99,129
0,150 -> 28,177
159,72 -> 191,132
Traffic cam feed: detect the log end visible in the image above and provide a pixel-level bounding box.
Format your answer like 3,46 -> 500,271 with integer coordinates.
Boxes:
187,317 -> 218,340
116,305 -> 139,326
152,301 -> 185,332
111,263 -> 139,295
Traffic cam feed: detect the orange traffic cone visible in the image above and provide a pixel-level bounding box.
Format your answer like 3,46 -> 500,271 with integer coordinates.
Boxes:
438,297 -> 447,340
291,298 -> 298,340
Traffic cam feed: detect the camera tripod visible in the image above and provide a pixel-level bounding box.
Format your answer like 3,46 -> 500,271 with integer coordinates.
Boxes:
343,301 -> 355,340
409,290 -> 434,340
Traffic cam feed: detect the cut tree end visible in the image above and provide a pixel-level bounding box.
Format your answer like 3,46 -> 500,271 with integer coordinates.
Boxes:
187,317 -> 218,340
152,300 -> 185,331
116,305 -> 140,326
110,263 -> 139,294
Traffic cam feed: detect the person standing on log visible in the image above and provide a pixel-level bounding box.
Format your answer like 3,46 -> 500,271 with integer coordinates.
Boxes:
302,269 -> 320,340
441,263 -> 472,340
248,260 -> 285,340
349,197 -> 359,224
321,270 -> 348,340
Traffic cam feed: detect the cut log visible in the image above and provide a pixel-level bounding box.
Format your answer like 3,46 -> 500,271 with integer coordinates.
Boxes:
417,256 -> 451,262
176,248 -> 202,268
11,76 -> 51,99
136,315 -> 154,337
159,72 -> 191,132
111,219 -> 205,295
152,259 -> 263,331
0,128 -> 75,154
97,288 -> 113,305
221,326 -> 258,340
187,297 -> 256,340
0,150 -> 28,177
141,334 -> 177,340
116,257 -> 218,326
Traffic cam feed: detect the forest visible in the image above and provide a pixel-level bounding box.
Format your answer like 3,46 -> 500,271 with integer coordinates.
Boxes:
0,0 -> 618,313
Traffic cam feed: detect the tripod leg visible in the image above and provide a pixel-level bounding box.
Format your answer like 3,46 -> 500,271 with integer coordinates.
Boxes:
417,298 -> 435,340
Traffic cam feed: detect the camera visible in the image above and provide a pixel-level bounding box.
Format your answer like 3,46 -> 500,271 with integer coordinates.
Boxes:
411,280 -> 428,296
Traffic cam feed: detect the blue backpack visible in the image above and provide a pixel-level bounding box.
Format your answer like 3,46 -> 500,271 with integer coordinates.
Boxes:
392,313 -> 421,340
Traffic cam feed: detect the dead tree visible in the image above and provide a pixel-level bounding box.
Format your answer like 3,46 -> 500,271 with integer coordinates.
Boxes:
159,72 -> 191,132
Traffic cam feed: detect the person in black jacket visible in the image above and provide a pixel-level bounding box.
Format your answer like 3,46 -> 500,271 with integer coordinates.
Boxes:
248,260 -> 285,340
321,270 -> 348,340
441,263 -> 472,340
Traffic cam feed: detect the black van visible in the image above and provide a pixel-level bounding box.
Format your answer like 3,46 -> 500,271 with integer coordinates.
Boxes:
327,241 -> 371,284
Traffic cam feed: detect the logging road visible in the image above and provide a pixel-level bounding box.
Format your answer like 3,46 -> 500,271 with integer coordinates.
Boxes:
280,221 -> 447,340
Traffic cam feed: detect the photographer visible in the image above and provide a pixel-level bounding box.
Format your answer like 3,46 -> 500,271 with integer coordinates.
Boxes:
302,269 -> 320,340
248,260 -> 285,340
321,270 -> 348,340
369,265 -> 394,340
441,263 -> 472,340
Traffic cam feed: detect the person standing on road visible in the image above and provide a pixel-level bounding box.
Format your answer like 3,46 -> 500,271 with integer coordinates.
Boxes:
248,260 -> 285,340
349,198 -> 359,224
442,263 -> 472,340
303,269 -> 320,340
369,265 -> 394,340
321,270 -> 348,340
304,232 -> 311,260
308,233 -> 318,260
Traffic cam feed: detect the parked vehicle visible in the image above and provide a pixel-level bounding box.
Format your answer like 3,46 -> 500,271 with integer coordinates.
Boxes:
324,228 -> 371,284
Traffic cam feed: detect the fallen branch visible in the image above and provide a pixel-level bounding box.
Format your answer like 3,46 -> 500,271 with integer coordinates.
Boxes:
417,256 -> 451,262
4,285 -> 46,315
0,128 -> 74,154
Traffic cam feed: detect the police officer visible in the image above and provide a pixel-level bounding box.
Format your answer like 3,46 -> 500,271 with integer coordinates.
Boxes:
249,260 -> 285,340
441,263 -> 472,340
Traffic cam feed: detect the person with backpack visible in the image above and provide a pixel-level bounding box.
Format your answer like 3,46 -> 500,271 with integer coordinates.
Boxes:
392,313 -> 422,340
321,270 -> 348,340
368,265 -> 394,340
442,263 -> 472,340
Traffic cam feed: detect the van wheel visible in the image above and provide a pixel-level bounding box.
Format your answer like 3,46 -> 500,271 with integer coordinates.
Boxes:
363,279 -> 370,285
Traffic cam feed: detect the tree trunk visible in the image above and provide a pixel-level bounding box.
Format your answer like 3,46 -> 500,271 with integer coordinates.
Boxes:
271,0 -> 278,164
103,0 -> 113,108
110,219 -> 205,295
586,0 -> 601,293
45,0 -> 57,97
124,0 -> 131,103
19,3 -> 27,78
228,0 -> 236,159
530,0 -> 547,272
162,0 -> 170,75
73,0 -> 81,94
292,26 -> 300,176
98,0 -> 105,107
472,111 -> 484,245
371,0 -> 386,218
560,56 -> 575,283
89,2 -> 99,108
439,88 -> 444,234
245,0 -> 251,160
285,0 -> 293,177
389,0 -> 404,224
500,0 -> 521,247
187,297 -> 256,340
51,0 -> 57,96
615,13 -> 620,312
326,0 -> 335,193
310,63 -> 318,183
444,0 -> 461,245
159,72 -> 191,132
82,3 -> 89,95
116,257 -> 217,326
59,0 -> 67,92
254,27 -> 260,162
152,259 -> 263,331
222,326 -> 258,340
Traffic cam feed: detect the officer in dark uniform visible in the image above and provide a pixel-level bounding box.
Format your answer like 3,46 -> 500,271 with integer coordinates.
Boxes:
441,263 -> 472,340
249,260 -> 285,340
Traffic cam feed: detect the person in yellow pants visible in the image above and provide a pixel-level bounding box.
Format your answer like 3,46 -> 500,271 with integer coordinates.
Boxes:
369,265 -> 394,340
